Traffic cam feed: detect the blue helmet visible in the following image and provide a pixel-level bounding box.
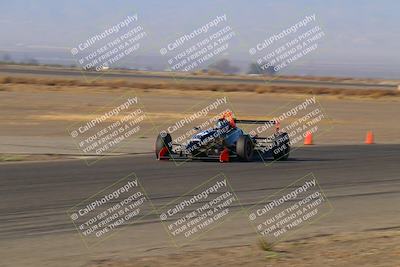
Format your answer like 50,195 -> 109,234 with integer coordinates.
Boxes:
216,118 -> 229,129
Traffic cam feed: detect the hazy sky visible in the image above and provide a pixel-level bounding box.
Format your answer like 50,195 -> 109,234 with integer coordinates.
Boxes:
0,0 -> 399,77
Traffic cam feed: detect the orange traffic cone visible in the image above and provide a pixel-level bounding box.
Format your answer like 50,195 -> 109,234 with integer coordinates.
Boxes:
304,132 -> 313,145
365,131 -> 374,144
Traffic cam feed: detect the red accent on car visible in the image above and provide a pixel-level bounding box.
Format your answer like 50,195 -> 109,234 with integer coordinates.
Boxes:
219,148 -> 230,162
158,147 -> 169,160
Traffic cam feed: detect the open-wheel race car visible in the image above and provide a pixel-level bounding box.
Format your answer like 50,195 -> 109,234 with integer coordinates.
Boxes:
155,112 -> 290,162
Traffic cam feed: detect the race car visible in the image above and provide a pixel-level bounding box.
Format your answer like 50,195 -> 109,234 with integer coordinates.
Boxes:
155,112 -> 290,162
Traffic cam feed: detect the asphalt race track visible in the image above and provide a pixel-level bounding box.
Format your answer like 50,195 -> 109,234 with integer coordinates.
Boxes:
1,144 -> 399,240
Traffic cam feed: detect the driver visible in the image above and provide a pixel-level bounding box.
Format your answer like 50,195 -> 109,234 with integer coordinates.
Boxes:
216,118 -> 230,130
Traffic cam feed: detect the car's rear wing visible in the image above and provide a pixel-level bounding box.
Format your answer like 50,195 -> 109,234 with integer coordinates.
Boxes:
221,111 -> 279,130
234,119 -> 276,125
234,119 -> 281,132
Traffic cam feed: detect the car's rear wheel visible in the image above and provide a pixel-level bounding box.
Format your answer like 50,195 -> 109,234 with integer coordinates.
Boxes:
236,135 -> 254,161
155,132 -> 172,159
272,132 -> 290,160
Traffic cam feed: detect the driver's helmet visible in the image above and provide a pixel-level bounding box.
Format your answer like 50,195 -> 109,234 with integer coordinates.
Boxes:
216,118 -> 230,129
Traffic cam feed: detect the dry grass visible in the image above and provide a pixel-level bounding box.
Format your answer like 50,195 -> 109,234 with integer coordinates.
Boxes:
1,75 -> 398,98
273,74 -> 383,83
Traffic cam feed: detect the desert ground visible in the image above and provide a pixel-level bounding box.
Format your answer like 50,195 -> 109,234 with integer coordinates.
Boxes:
0,75 -> 399,158
0,72 -> 399,267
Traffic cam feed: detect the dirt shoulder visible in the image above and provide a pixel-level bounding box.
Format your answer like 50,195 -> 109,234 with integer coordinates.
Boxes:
88,229 -> 400,267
